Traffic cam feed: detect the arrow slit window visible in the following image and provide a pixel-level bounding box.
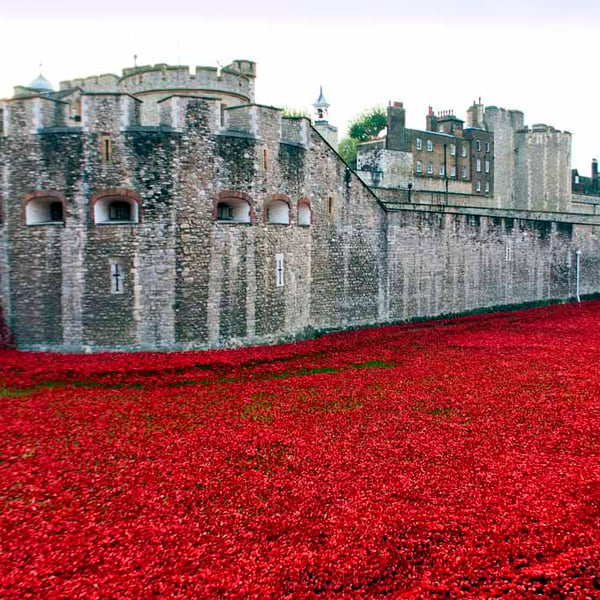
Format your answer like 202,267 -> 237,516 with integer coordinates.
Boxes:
110,259 -> 125,295
276,253 -> 284,287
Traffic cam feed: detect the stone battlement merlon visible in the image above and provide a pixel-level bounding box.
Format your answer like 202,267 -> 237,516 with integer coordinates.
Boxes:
59,73 -> 120,93
56,60 -> 256,108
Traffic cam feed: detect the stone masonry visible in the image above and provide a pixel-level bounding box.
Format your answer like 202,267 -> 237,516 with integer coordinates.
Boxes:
1,61 -> 600,351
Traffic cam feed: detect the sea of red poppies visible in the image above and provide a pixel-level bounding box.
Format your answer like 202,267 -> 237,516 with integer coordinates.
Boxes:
2,301 -> 600,598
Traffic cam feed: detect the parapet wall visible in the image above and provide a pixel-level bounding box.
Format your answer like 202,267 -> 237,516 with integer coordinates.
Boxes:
56,60 -> 256,127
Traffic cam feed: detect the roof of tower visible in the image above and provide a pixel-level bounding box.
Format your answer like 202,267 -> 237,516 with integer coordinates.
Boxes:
314,86 -> 329,107
29,73 -> 53,92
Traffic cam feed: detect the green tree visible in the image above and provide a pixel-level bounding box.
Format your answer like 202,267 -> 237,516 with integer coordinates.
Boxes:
338,106 -> 386,166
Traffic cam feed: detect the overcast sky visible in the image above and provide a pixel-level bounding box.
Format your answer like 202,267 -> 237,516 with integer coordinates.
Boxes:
2,0 -> 599,169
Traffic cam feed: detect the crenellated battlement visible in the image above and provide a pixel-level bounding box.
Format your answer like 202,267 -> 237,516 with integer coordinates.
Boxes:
59,73 -> 119,93
2,91 -> 311,147
58,60 -> 256,106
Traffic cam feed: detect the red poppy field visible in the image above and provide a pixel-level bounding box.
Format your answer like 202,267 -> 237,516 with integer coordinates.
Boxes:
2,302 -> 600,599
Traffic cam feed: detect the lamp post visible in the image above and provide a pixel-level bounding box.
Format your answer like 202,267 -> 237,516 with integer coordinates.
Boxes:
575,249 -> 581,303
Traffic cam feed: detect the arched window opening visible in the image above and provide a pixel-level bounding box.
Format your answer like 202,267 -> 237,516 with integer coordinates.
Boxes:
94,196 -> 139,224
216,197 -> 251,223
298,201 -> 311,226
25,196 -> 64,225
266,199 -> 290,225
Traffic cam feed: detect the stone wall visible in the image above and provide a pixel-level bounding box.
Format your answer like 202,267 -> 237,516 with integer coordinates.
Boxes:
2,89 -> 600,352
514,127 -> 571,213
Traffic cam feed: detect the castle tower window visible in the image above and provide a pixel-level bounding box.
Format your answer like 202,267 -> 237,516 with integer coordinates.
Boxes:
93,193 -> 140,224
215,197 -> 251,223
109,201 -> 131,221
24,194 -> 65,225
298,201 -> 312,226
217,202 -> 233,221
50,202 -> 63,222
109,259 -> 125,295
275,253 -> 284,287
328,196 -> 334,214
101,137 -> 112,162
263,147 -> 269,170
266,199 -> 290,225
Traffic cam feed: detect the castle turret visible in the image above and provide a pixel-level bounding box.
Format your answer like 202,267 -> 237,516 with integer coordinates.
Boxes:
312,86 -> 338,149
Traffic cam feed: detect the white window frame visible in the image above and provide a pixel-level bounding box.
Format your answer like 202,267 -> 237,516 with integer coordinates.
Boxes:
25,197 -> 64,225
476,159 -> 482,173
485,142 -> 490,153
416,138 -> 422,150
461,145 -> 467,158
109,259 -> 125,295
485,160 -> 490,174
216,198 -> 251,223
275,253 -> 284,287
298,202 -> 311,226
438,164 -> 445,176
450,165 -> 456,178
416,160 -> 423,174
485,181 -> 490,193
461,166 -> 467,179
426,140 -> 433,152
476,140 -> 481,152
476,180 -> 482,192
94,197 -> 139,225
450,143 -> 456,156
266,200 -> 290,225
427,162 -> 433,175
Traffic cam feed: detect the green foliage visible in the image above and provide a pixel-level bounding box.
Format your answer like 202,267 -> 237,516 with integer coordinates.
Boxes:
338,106 -> 386,166
347,107 -> 387,142
282,107 -> 310,119
338,137 -> 358,165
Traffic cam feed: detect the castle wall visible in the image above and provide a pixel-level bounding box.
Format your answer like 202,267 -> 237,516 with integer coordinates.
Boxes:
384,211 -> 585,321
2,88 -> 600,352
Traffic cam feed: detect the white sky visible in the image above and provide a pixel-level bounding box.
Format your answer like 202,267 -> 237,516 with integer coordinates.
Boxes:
1,0 -> 599,170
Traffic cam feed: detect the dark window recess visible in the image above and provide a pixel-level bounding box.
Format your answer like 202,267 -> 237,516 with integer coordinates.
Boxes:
109,201 -> 131,221
217,202 -> 233,220
49,202 -> 63,222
